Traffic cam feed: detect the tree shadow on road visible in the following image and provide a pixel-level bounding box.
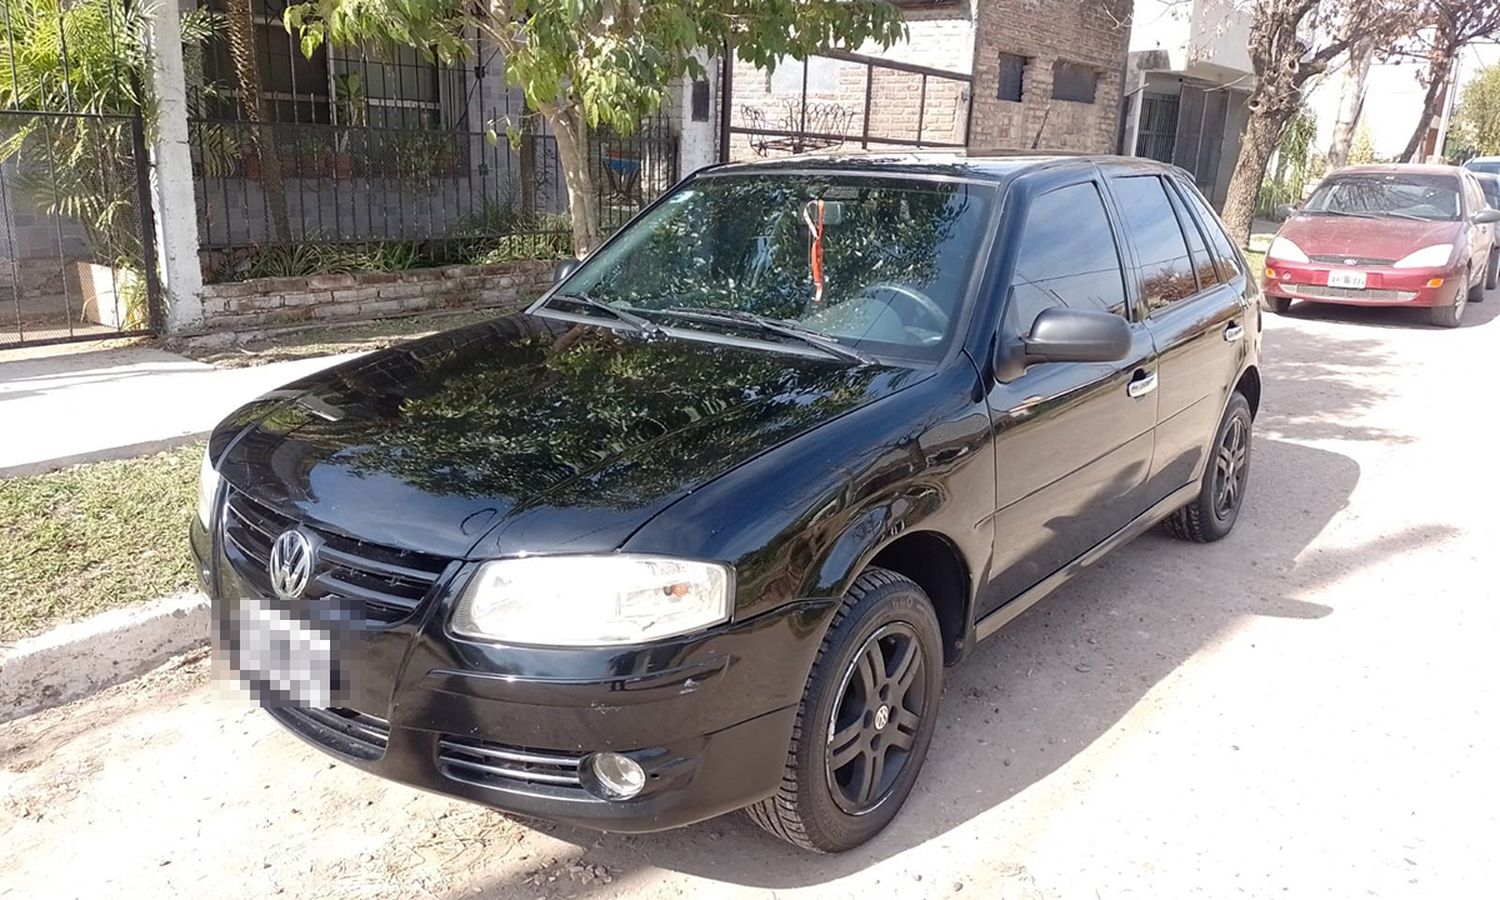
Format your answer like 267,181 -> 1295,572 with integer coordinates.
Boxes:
454,435 -> 1434,897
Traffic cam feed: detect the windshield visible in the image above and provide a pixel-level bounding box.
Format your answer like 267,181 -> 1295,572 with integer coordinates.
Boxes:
1304,173 -> 1462,221
547,173 -> 995,362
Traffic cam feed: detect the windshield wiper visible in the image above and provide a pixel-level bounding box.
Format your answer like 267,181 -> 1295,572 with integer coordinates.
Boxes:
662,306 -> 874,365
1317,210 -> 1380,219
550,292 -> 665,336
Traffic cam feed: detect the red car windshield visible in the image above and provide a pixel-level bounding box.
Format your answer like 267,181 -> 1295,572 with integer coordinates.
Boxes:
1304,173 -> 1462,222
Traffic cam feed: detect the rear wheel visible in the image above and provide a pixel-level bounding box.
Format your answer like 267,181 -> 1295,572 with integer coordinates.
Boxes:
746,568 -> 943,853
1165,392 -> 1252,543
1267,296 -> 1292,315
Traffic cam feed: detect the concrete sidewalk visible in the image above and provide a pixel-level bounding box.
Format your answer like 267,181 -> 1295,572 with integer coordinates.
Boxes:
0,343 -> 362,477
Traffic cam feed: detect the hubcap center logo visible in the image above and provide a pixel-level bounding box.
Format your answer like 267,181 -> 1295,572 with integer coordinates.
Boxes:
268,530 -> 314,601
873,705 -> 890,731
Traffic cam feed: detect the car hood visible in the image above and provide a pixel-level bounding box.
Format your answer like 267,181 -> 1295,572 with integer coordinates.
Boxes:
216,313 -> 920,559
1278,214 -> 1461,262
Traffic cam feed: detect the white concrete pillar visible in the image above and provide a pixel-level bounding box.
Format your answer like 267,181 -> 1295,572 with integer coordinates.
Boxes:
146,5 -> 205,333
677,52 -> 720,176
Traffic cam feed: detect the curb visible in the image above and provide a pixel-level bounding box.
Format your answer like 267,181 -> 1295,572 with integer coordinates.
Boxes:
0,591 -> 209,723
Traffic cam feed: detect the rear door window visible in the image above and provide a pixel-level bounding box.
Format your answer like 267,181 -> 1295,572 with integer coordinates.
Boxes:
1111,175 -> 1198,312
1173,179 -> 1243,277
1008,181 -> 1128,331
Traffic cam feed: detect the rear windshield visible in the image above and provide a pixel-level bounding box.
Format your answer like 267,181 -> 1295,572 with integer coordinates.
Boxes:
1466,160 -> 1500,176
1479,176 -> 1500,210
1304,173 -> 1462,221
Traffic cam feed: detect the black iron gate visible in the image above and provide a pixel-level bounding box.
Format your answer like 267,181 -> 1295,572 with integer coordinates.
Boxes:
721,49 -> 972,162
0,0 -> 162,349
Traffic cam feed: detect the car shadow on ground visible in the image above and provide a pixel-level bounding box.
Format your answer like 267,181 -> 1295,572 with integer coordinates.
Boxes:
457,432 -> 1381,897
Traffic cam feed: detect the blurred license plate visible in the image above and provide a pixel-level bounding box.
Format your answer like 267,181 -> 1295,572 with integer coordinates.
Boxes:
236,596 -> 333,707
1328,270 -> 1367,289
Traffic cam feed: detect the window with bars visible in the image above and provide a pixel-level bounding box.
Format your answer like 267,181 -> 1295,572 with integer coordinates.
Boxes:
200,0 -> 467,130
1135,94 -> 1179,164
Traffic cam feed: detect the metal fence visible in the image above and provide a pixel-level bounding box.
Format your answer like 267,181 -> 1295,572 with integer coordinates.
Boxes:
724,49 -> 972,162
0,0 -> 162,349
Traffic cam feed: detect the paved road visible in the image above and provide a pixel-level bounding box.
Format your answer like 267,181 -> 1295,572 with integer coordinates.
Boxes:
4,296 -> 1499,899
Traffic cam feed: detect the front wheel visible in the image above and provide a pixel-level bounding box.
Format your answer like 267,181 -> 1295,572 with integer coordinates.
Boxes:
746,568 -> 944,853
1165,392 -> 1253,543
1267,296 -> 1292,315
1485,248 -> 1498,291
1468,262 -> 1487,304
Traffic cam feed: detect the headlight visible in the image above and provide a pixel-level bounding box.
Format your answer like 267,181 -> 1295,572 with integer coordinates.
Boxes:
196,449 -> 221,529
1392,244 -> 1454,268
1267,235 -> 1309,263
452,555 -> 732,646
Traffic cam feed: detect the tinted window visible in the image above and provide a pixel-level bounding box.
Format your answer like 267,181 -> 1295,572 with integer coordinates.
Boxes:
1478,174 -> 1500,211
1165,182 -> 1220,289
1467,160 -> 1500,176
1112,175 -> 1198,311
1174,180 -> 1242,276
1009,182 -> 1126,330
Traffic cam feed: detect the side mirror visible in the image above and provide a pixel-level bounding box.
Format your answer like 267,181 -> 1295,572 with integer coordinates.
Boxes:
1275,203 -> 1298,220
1474,208 -> 1500,225
995,307 -> 1131,382
553,258 -> 581,284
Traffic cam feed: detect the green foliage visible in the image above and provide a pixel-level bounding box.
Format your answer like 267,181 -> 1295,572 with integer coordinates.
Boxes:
286,1 -> 906,135
0,0 -> 218,267
1258,107 -> 1319,216
1348,123 -> 1378,165
1455,66 -> 1500,157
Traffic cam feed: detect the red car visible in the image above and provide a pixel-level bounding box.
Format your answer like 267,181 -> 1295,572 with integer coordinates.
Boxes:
1263,165 -> 1500,327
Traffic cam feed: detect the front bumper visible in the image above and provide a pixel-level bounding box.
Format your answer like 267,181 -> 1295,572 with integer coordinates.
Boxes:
192,510 -> 834,833
1262,259 -> 1463,308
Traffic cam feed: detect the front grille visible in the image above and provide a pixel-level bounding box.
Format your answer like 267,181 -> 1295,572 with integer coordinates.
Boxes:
1286,284 -> 1418,303
1308,254 -> 1396,266
437,736 -> 586,791
223,488 -> 450,623
282,707 -> 391,760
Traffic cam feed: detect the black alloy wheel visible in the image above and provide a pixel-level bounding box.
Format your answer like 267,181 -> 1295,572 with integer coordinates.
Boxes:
1213,414 -> 1249,519
1165,391 -> 1253,543
825,622 -> 928,815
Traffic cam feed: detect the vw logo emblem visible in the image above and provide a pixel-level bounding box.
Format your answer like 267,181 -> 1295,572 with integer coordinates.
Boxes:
268,530 -> 314,601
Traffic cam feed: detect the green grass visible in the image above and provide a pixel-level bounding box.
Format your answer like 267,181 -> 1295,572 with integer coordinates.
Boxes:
0,445 -> 201,642
173,309 -> 500,368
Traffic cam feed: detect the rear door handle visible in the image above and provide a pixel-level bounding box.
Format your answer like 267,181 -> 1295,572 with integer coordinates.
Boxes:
1127,370 -> 1157,399
1224,321 -> 1245,342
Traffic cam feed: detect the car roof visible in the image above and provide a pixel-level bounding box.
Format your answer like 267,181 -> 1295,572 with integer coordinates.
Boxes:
704,150 -> 1186,184
1327,163 -> 1466,178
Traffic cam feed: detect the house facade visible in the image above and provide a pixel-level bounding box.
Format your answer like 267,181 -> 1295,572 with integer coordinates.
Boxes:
1117,0 -> 1256,208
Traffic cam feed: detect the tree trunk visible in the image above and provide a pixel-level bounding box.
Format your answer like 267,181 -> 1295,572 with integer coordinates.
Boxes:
225,0 -> 292,243
1400,41 -> 1455,163
544,106 -> 604,256
1221,110 -> 1285,249
1327,36 -> 1374,170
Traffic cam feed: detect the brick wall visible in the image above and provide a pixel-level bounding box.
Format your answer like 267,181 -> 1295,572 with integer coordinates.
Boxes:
197,260 -> 553,336
968,0 -> 1132,153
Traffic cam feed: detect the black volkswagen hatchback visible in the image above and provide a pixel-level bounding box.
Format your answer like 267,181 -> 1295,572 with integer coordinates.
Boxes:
194,153 -> 1261,852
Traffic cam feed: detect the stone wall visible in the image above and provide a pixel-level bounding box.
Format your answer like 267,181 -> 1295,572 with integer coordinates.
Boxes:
969,0 -> 1133,153
198,259 -> 553,335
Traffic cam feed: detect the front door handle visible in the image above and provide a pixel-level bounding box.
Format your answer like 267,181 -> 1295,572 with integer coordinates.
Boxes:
1224,321 -> 1245,342
1127,370 -> 1158,399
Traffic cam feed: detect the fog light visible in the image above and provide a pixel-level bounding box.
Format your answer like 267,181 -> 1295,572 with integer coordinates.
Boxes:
588,752 -> 646,800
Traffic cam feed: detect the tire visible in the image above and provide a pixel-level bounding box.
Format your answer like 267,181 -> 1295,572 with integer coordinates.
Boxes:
1485,248 -> 1498,292
1165,392 -> 1253,544
1468,262 -> 1486,304
1267,296 -> 1292,315
1430,291 -> 1464,328
746,568 -> 944,853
